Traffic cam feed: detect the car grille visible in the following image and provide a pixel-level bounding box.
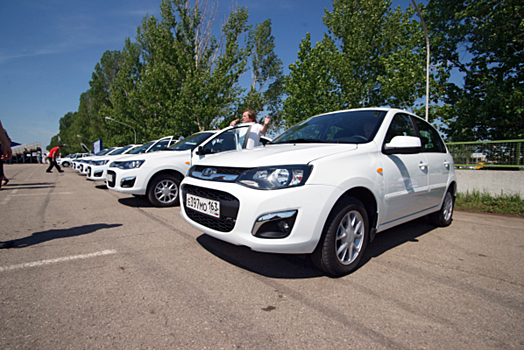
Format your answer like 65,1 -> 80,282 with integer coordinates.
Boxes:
189,166 -> 250,182
107,170 -> 116,188
182,184 -> 239,232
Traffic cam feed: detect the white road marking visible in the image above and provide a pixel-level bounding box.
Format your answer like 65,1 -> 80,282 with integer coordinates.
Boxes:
1,191 -> 72,205
0,249 -> 117,272
2,192 -> 72,197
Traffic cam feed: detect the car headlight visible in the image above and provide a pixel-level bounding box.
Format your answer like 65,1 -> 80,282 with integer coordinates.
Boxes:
237,165 -> 312,190
111,160 -> 145,169
92,160 -> 109,166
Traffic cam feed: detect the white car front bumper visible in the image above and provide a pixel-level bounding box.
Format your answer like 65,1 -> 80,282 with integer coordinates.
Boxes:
86,164 -> 110,181
180,176 -> 343,254
106,167 -> 149,195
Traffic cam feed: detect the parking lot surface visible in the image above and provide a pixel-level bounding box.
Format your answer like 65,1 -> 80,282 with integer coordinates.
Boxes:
1,164 -> 523,349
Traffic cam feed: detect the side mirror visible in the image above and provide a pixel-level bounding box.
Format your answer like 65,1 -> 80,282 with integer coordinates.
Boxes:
196,146 -> 204,156
383,136 -> 421,155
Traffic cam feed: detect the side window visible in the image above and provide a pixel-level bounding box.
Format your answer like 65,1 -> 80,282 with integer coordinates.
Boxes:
151,140 -> 169,152
413,118 -> 445,153
201,128 -> 248,154
384,113 -> 417,144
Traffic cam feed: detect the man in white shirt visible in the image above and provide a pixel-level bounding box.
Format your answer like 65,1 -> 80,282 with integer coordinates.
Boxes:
229,110 -> 270,148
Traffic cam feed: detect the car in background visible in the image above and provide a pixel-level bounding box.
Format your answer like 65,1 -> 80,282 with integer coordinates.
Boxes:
56,154 -> 72,167
75,136 -> 176,174
180,108 -> 457,277
106,125 -> 270,207
58,153 -> 90,167
85,144 -> 142,180
72,148 -> 119,172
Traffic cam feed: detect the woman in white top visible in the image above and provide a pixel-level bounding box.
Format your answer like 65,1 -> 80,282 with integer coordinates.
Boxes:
229,110 -> 271,148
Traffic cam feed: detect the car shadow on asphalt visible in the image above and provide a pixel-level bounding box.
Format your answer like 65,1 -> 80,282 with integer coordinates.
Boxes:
197,234 -> 324,279
1,223 -> 122,249
197,216 -> 436,279
362,216 -> 436,263
94,184 -> 108,190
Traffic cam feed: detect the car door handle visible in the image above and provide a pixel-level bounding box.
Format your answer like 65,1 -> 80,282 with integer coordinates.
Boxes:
419,161 -> 428,170
443,160 -> 450,168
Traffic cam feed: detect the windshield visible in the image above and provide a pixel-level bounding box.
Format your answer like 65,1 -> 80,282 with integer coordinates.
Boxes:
272,110 -> 387,144
147,139 -> 172,152
167,132 -> 215,151
127,141 -> 154,154
94,148 -> 115,156
109,145 -> 136,155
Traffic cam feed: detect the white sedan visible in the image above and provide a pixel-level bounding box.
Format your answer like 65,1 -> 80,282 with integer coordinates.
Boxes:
180,108 -> 457,277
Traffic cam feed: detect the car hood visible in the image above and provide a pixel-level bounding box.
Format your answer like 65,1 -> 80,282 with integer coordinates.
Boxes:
194,143 -> 358,168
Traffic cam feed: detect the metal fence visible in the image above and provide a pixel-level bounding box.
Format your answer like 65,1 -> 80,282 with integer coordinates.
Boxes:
446,139 -> 524,169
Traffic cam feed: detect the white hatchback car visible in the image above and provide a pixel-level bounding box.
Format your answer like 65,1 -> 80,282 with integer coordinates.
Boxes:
106,125 -> 271,207
180,108 -> 457,276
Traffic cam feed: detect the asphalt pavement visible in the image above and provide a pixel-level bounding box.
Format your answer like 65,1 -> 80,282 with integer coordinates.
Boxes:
1,164 -> 523,349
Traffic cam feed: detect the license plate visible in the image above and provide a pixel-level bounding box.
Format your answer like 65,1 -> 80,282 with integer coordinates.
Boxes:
107,173 -> 113,182
186,193 -> 220,218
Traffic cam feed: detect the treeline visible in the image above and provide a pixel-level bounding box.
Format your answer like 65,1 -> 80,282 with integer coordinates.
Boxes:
50,0 -> 523,153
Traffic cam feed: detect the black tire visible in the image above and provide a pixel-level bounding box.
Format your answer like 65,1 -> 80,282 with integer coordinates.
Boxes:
62,162 -> 70,167
312,197 -> 369,277
428,189 -> 454,227
147,174 -> 181,207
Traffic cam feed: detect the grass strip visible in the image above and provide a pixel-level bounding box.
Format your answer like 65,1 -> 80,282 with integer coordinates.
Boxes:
455,190 -> 524,217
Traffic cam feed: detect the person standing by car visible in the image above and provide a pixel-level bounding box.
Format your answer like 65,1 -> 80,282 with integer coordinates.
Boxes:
46,145 -> 64,173
229,110 -> 271,148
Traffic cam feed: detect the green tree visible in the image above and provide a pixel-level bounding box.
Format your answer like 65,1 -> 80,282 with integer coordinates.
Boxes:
102,39 -> 144,145
236,19 -> 285,131
426,0 -> 524,141
283,33 -> 343,128
128,0 -> 252,138
283,0 -> 444,126
51,0 -> 286,147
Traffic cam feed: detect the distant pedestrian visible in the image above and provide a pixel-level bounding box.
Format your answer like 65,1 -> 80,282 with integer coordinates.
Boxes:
46,145 -> 64,173
37,153 -> 42,164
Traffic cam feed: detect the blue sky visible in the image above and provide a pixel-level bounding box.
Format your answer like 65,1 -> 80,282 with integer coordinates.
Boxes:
1,0 -> 421,149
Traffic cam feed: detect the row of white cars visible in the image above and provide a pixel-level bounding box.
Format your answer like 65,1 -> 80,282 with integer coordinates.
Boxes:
71,127 -> 271,206
70,108 -> 457,276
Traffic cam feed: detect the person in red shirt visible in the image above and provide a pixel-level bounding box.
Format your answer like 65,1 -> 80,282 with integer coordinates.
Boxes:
46,145 -> 64,173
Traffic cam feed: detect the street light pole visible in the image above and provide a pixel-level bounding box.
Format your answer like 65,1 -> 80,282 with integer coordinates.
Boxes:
411,0 -> 430,122
105,117 -> 137,144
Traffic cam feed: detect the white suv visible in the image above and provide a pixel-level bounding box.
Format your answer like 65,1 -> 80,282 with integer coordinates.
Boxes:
180,108 -> 457,276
